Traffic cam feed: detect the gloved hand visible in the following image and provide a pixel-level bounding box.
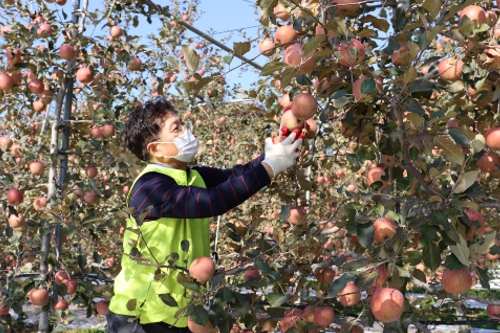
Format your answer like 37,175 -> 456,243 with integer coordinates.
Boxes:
262,132 -> 303,178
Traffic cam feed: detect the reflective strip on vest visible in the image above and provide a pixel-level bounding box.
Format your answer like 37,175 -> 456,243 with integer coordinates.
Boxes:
108,164 -> 210,326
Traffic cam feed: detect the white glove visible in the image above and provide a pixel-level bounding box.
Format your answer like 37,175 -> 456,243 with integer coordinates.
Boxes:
262,132 -> 303,177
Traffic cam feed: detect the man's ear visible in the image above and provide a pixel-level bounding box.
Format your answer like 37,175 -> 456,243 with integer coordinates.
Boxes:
146,142 -> 161,158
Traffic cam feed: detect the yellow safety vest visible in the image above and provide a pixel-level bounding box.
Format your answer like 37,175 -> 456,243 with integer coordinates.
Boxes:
109,164 -> 211,326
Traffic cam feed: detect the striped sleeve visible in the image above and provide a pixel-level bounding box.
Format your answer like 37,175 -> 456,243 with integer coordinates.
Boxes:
192,153 -> 265,187
128,163 -> 271,219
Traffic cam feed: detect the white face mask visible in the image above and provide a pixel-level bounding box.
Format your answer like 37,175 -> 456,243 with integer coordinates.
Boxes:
155,129 -> 199,163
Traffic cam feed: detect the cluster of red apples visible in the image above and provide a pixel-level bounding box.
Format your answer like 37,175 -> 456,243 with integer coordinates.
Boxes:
275,92 -> 318,144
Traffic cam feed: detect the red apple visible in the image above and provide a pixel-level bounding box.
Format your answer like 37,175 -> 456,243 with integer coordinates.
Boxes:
189,256 -> 215,284
96,300 -> 110,315
188,316 -> 213,333
373,217 -> 397,243
53,299 -> 69,312
486,127 -> 500,150
244,269 -> 260,282
7,188 -> 24,205
315,268 -> 336,284
370,288 -> 404,323
441,268 -> 472,294
85,166 -> 98,179
54,270 -> 69,285
314,306 -> 335,327
338,281 -> 361,306
487,304 -> 500,320
28,289 -> 49,306
291,93 -> 317,120
62,279 -> 78,294
29,161 -> 45,175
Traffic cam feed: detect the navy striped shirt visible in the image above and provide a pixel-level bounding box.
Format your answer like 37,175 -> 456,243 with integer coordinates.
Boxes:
129,154 -> 270,219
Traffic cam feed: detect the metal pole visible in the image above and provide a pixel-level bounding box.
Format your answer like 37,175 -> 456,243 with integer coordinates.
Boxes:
54,0 -> 79,259
38,2 -> 80,332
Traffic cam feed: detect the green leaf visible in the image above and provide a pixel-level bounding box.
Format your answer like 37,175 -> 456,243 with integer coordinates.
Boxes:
405,99 -> 425,116
233,292 -> 251,315
215,287 -> 234,302
429,211 -> 448,227
360,77 -> 375,94
223,53 -> 234,65
280,67 -> 296,89
356,222 -> 374,249
266,307 -> 286,318
181,282 -> 201,292
77,254 -> 87,269
402,251 -> 423,265
346,154 -> 363,168
190,305 -> 209,326
331,89 -> 347,99
445,253 -> 468,270
312,48 -> 334,58
267,293 -> 290,307
408,80 -> 434,93
181,240 -> 190,252
474,266 -> 490,290
255,262 -> 280,281
233,42 -> 251,56
385,211 -> 400,222
396,266 -> 410,278
182,45 -> 199,72
449,128 -> 470,146
158,293 -> 178,307
423,242 -> 441,271
343,259 -> 368,271
490,245 -> 500,255
382,38 -> 400,55
260,61 -> 286,76
303,34 -> 325,57
354,270 -> 378,291
328,273 -> 356,297
434,136 -> 465,165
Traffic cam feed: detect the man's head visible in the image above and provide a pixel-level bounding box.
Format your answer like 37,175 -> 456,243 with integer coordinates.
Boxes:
123,97 -> 195,166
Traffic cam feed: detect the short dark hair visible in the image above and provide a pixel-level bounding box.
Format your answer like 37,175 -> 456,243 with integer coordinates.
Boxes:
123,98 -> 177,161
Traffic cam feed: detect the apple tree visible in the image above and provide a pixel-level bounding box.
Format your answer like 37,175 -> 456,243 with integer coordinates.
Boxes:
1,0 -> 500,332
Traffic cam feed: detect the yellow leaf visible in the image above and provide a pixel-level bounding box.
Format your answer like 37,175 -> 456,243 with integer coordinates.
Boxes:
461,201 -> 479,211
360,29 -> 377,38
453,170 -> 479,194
434,136 -> 465,165
359,15 -> 390,32
429,195 -> 443,203
423,0 -> 442,18
405,113 -> 424,128
450,234 -> 470,267
479,231 -> 497,255
470,134 -> 485,153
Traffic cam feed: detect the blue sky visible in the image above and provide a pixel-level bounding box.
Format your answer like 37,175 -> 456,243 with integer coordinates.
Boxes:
81,0 -> 264,91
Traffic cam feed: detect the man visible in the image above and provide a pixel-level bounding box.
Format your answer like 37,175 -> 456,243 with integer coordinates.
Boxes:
107,97 -> 302,332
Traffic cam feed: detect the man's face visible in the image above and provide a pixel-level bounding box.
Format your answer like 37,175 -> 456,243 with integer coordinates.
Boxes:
147,112 -> 190,161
